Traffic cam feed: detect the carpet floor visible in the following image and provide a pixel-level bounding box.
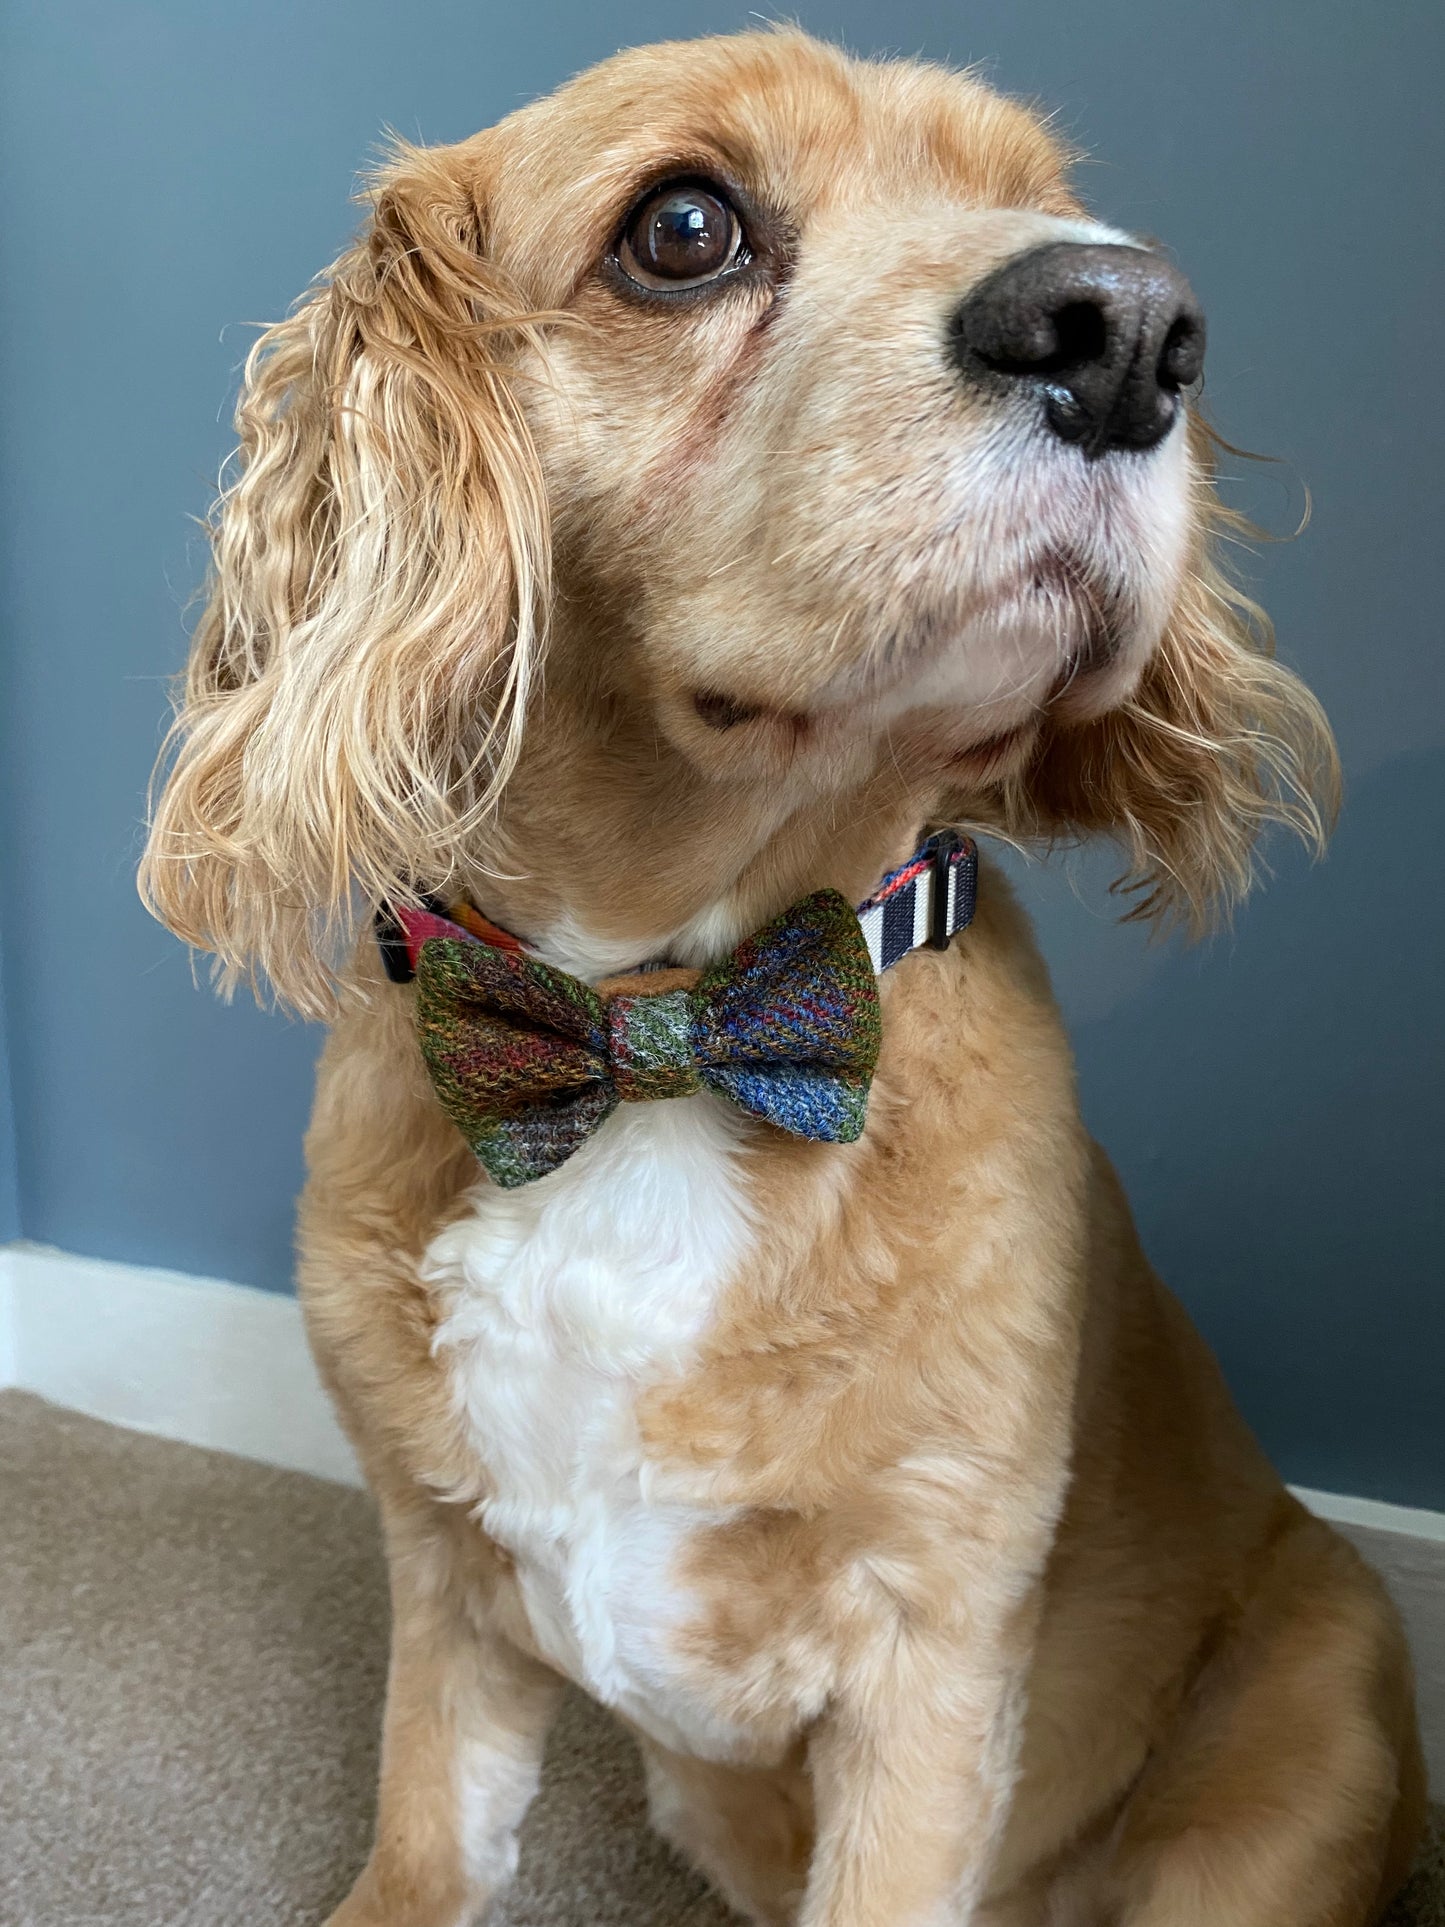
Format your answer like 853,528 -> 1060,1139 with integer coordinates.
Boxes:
1,1389 -> 1440,1927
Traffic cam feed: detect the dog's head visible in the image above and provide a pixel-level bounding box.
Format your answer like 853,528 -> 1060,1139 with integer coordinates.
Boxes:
142,30 -> 1336,1011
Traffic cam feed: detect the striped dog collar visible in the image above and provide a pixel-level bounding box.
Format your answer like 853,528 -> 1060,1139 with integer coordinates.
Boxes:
378,829 -> 978,987
855,829 -> 978,972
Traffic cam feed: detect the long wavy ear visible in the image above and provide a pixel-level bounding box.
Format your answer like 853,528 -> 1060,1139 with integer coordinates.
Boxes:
139,138 -> 550,1017
1008,421 -> 1340,931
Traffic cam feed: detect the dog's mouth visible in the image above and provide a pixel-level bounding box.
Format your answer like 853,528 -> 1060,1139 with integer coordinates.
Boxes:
1023,550 -> 1146,728
941,722 -> 1039,782
692,690 -> 775,733
688,548 -> 1132,759
687,685 -> 1042,791
1028,549 -> 1127,675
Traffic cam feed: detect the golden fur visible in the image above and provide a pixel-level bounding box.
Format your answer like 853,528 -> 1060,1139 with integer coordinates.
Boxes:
141,30 -> 1422,1927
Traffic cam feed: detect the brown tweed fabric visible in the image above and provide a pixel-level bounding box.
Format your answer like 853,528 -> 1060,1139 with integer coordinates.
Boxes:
0,1392 -> 1439,1927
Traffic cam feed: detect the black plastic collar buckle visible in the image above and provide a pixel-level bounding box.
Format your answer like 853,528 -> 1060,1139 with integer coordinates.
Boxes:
375,906 -> 415,984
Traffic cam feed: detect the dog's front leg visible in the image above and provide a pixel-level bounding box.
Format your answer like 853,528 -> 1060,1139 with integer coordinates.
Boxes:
799,1615 -> 1032,1927
327,1496 -> 562,1927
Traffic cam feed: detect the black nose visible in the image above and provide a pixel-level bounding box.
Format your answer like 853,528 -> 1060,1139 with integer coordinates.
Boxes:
950,242 -> 1205,456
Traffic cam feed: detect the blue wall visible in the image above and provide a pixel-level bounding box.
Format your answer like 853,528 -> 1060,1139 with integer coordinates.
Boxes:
1,0 -> 1440,1505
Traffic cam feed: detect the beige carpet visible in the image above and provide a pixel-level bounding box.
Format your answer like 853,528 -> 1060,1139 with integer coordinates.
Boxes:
1,1390 -> 1440,1927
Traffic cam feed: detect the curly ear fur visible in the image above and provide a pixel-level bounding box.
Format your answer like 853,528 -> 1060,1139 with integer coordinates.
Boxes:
1002,422 -> 1341,931
140,140 -> 551,1016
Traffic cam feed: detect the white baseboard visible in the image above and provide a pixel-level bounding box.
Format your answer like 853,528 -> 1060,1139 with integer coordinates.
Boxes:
1290,1484 -> 1445,1545
4,1238 -> 1439,1520
1,1239 -> 1440,1790
0,1244 -> 17,1388
0,1240 -> 361,1486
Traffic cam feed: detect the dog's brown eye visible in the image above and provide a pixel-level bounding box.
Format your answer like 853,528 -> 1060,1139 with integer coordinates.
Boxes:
618,183 -> 743,290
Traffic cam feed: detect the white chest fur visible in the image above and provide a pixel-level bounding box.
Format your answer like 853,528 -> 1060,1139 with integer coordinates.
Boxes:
421,1096 -> 755,1757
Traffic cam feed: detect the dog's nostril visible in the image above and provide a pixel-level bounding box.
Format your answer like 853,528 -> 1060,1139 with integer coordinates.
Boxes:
1048,300 -> 1109,373
972,298 -> 1108,379
1158,312 -> 1205,393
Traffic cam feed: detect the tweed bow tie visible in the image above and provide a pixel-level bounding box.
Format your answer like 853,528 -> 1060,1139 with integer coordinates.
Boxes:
408,891 -> 881,1188
381,832 -> 977,1188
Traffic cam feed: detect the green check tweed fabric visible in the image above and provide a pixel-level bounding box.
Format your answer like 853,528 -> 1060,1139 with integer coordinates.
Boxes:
412,889 -> 881,1187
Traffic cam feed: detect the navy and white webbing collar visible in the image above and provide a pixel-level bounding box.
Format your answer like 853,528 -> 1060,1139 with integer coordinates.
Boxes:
855,829 -> 978,972
378,829 -> 978,986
